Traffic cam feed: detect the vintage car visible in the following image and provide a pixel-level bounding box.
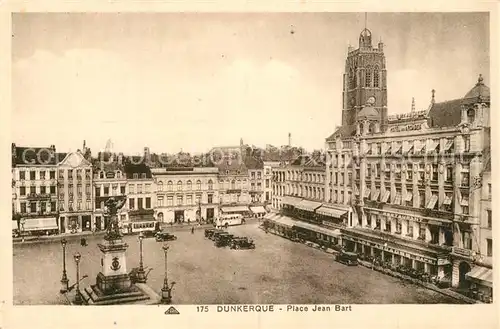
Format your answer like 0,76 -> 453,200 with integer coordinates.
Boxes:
204,228 -> 217,239
230,237 -> 256,250
155,231 -> 178,242
214,234 -> 234,248
211,230 -> 227,241
335,251 -> 358,266
141,230 -> 159,239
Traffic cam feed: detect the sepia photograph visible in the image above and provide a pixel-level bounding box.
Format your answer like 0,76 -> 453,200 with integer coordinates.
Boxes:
9,10 -> 493,311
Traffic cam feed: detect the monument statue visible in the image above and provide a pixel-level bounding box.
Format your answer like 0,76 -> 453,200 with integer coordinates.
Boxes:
103,196 -> 127,241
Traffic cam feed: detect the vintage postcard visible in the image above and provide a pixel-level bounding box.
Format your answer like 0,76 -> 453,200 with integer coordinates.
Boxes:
1,1 -> 498,329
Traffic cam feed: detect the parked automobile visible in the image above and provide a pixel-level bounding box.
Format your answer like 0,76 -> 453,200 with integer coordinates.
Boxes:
211,230 -> 227,241
335,251 -> 358,266
155,231 -> 177,242
142,230 -> 159,238
215,234 -> 234,248
204,228 -> 217,239
230,237 -> 256,250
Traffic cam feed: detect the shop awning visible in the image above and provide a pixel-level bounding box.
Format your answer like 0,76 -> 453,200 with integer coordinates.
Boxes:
269,214 -> 297,227
381,190 -> 391,203
250,206 -> 267,214
466,266 -> 493,288
293,221 -> 341,237
282,196 -> 303,207
295,199 -> 322,212
22,218 -> 58,231
264,212 -> 279,220
221,205 -> 250,213
12,221 -> 18,231
316,206 -> 347,218
426,194 -> 438,209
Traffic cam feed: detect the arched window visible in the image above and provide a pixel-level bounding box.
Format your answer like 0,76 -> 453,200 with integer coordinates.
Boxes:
368,123 -> 375,134
231,180 -> 236,189
196,180 -> 202,190
177,180 -> 182,191
349,68 -> 356,89
208,179 -> 213,190
373,67 -> 380,87
158,181 -> 163,191
237,179 -> 241,189
99,171 -> 104,179
116,171 -> 121,178
187,180 -> 192,190
167,181 -> 173,191
467,109 -> 475,124
157,212 -> 164,222
365,69 -> 372,87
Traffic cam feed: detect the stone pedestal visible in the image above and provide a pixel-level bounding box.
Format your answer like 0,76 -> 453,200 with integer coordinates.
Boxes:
78,236 -> 158,305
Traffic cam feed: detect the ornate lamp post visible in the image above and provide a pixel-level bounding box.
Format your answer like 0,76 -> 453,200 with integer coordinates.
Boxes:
161,244 -> 175,304
73,252 -> 83,305
60,238 -> 69,293
136,232 -> 147,283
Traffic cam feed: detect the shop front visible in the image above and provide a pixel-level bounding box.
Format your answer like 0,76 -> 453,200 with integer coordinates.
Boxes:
21,217 -> 58,236
465,266 -> 493,303
250,206 -> 267,218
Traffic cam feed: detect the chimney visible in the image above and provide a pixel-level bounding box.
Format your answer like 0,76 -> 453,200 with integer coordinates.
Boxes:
431,89 -> 436,104
288,133 -> 292,147
50,145 -> 56,152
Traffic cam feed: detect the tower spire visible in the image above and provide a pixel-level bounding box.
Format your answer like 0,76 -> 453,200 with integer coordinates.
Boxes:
364,12 -> 367,30
411,97 -> 415,113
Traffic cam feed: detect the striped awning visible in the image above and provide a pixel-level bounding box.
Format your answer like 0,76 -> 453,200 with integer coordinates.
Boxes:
282,196 -> 303,207
22,218 -> 58,231
466,266 -> 493,288
293,221 -> 341,237
295,199 -> 322,212
250,206 -> 267,214
316,206 -> 347,218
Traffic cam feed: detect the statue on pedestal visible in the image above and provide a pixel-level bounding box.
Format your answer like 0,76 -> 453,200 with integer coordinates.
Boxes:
103,196 -> 127,241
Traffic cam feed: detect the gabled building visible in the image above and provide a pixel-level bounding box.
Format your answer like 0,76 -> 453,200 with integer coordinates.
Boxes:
57,150 -> 93,233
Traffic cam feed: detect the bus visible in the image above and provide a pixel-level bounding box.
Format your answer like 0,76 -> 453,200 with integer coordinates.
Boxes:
216,214 -> 244,228
121,221 -> 159,235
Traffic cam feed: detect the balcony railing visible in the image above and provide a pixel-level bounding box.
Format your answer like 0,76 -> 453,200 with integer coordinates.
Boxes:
26,193 -> 52,200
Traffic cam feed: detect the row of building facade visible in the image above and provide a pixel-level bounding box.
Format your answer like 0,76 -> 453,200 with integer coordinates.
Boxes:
268,27 -> 492,297
11,142 -> 273,234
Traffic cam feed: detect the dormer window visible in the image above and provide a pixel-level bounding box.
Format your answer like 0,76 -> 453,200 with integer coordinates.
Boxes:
133,173 -> 139,179
467,108 -> 475,124
116,171 -> 121,178
99,171 -> 104,179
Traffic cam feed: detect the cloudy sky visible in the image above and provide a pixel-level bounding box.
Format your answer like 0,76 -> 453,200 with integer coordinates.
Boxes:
12,12 -> 489,155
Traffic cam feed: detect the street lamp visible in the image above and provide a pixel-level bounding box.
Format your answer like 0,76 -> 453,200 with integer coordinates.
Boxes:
136,232 -> 147,283
60,238 -> 69,293
161,244 -> 176,304
73,252 -> 83,305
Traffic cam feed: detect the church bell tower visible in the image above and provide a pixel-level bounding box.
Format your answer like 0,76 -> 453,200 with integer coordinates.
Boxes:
341,25 -> 388,131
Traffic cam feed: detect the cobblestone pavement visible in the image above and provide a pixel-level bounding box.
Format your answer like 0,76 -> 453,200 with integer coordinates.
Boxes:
13,222 -> 461,304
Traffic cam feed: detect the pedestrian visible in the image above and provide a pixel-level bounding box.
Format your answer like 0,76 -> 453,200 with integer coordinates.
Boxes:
191,227 -> 194,234
81,237 -> 87,247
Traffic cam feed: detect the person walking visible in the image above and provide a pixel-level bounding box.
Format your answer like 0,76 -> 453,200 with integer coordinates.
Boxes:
191,227 -> 194,234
